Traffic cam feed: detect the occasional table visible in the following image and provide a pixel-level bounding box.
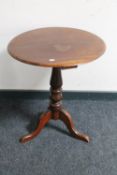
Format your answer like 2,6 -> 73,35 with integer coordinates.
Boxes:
8,27 -> 105,143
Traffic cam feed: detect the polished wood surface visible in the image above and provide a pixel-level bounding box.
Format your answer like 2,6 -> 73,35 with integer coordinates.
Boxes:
20,68 -> 89,143
8,27 -> 105,68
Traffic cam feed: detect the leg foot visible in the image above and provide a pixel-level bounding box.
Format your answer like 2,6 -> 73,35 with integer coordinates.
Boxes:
59,109 -> 90,142
20,111 -> 51,143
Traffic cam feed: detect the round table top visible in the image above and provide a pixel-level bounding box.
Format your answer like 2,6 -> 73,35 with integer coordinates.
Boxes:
8,27 -> 106,68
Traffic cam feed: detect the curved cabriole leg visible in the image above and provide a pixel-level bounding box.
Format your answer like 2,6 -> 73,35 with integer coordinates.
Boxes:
20,111 -> 52,143
59,109 -> 90,142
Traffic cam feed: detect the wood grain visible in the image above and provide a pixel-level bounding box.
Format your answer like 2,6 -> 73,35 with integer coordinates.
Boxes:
8,27 -> 106,68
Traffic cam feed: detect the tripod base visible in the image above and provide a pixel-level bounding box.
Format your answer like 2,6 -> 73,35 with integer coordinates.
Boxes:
20,108 -> 90,143
20,68 -> 90,144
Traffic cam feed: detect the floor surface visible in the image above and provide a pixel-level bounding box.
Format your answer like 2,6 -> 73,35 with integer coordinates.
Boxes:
0,98 -> 117,175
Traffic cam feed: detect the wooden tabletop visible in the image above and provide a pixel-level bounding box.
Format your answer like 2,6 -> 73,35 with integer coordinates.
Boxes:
8,27 -> 106,68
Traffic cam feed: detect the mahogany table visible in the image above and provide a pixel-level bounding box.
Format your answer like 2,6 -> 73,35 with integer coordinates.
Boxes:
8,27 -> 105,143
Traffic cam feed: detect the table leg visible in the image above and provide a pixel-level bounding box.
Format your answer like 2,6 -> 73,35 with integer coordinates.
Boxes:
59,108 -> 90,142
20,67 -> 90,143
20,111 -> 51,143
